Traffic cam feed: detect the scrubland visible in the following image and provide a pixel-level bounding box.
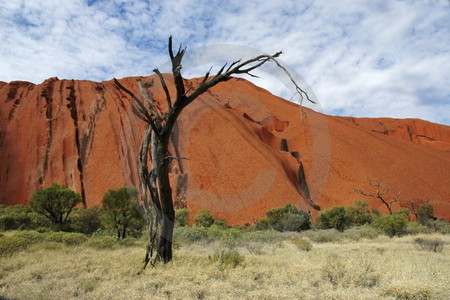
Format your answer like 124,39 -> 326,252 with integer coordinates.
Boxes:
0,229 -> 449,300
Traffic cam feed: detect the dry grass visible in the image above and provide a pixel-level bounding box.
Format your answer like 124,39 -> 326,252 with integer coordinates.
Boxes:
0,234 -> 449,299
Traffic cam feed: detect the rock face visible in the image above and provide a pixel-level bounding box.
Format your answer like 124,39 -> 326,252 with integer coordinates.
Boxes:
1,75 -> 449,223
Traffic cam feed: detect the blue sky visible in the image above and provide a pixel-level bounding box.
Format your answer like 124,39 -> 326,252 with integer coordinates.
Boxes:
1,0 -> 449,125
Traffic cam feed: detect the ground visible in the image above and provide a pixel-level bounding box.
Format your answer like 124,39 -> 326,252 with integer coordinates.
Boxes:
0,233 -> 449,299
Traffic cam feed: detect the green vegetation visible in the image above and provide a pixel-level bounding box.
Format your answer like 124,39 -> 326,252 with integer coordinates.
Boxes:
69,207 -> 101,234
194,209 -> 215,227
373,213 -> 408,237
317,206 -> 351,231
417,203 -> 435,226
100,187 -> 144,239
30,183 -> 82,230
257,204 -> 311,232
174,208 -> 188,227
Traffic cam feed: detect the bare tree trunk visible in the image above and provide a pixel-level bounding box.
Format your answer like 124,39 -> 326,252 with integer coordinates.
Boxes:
114,36 -> 315,269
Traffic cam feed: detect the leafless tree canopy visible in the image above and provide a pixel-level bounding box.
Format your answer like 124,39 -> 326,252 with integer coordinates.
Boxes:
355,179 -> 400,215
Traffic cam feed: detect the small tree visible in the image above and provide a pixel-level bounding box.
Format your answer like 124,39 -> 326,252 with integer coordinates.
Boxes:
317,206 -> 351,232
30,183 -> 81,229
194,209 -> 215,227
101,187 -> 144,239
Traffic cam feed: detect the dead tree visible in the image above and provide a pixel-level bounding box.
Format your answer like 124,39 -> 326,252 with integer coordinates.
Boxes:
354,179 -> 400,215
114,37 -> 314,269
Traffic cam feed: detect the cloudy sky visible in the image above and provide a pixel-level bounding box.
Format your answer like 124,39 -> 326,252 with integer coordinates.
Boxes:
1,0 -> 449,125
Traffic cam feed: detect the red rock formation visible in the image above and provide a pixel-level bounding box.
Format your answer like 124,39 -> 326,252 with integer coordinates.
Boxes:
1,75 -> 449,224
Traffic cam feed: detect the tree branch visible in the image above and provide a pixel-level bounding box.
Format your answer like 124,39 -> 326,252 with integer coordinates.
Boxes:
153,69 -> 172,109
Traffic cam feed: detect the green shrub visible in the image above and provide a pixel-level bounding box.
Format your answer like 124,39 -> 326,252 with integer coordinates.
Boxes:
0,231 -> 44,256
173,226 -> 210,244
13,230 -> 45,244
405,222 -> 433,235
211,249 -> 244,268
0,215 -> 16,231
299,229 -> 343,243
346,200 -> 377,225
317,206 -> 351,232
240,230 -> 283,244
118,237 -> 141,247
341,225 -> 382,240
373,213 -> 408,237
0,235 -> 29,256
255,218 -> 270,230
213,219 -> 229,229
417,204 -> 435,226
264,204 -> 310,232
0,205 -> 33,231
85,236 -> 117,249
219,227 -> 242,248
194,209 -> 215,227
69,207 -> 101,234
175,208 -> 189,227
43,231 -> 87,245
291,237 -> 313,251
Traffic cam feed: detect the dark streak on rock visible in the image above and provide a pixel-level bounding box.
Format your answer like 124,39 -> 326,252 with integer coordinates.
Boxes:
280,139 -> 289,152
66,80 -> 87,207
40,78 -> 57,182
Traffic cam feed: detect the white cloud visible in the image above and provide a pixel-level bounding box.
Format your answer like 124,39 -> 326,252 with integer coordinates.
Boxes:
0,0 -> 449,125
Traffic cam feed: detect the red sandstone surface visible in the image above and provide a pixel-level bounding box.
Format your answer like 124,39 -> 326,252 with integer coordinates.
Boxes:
1,75 -> 449,224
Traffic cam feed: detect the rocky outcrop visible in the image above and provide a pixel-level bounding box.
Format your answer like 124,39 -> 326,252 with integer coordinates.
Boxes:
1,75 -> 449,223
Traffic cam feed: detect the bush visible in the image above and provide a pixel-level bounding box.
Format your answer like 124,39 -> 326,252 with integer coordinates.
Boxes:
219,227 -> 242,247
373,213 -> 408,237
210,249 -> 244,268
405,222 -> 433,235
0,231 -> 44,256
194,209 -> 215,227
417,204 -> 435,226
299,229 -> 343,243
213,219 -> 229,229
240,230 -> 283,244
0,204 -> 34,231
290,237 -> 313,251
346,200 -> 377,225
43,231 -> 87,245
255,218 -> 270,230
341,225 -> 382,240
264,204 -> 310,232
85,236 -> 117,249
414,237 -> 444,252
317,207 -> 352,231
69,207 -> 101,234
175,208 -> 189,227
174,226 -> 210,244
